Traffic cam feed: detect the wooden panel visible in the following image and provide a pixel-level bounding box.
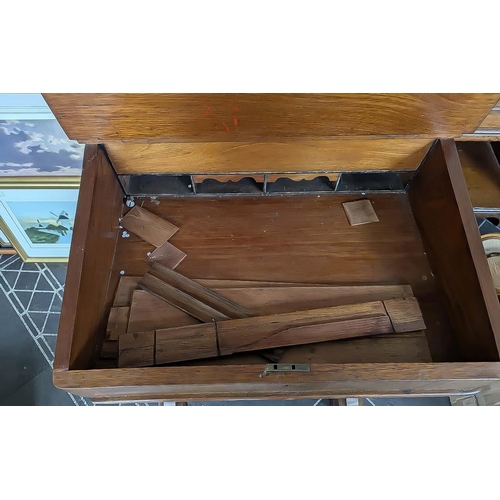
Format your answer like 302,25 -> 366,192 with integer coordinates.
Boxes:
112,276 -> 141,307
127,290 -> 199,332
279,332 -> 431,364
139,273 -> 230,322
148,263 -> 253,319
105,139 -> 433,175
146,242 -> 187,270
106,307 -> 129,340
121,206 -> 178,247
408,139 -> 500,361
43,93 -> 499,142
156,324 -> 218,365
54,363 -> 500,401
118,331 -> 155,368
384,297 -> 426,333
456,141 -> 500,213
55,145 -> 123,370
216,302 -> 393,356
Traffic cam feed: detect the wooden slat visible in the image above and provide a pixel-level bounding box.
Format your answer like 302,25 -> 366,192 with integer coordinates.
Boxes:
43,93 -> 499,142
156,324 -> 218,365
408,139 -> 500,361
384,297 -> 426,333
121,206 -> 179,247
148,263 -> 254,319
139,273 -> 230,322
118,331 -> 155,368
55,145 -> 123,371
106,139 -> 434,175
112,276 -> 141,307
127,290 -> 199,332
213,285 -> 413,315
106,307 -> 130,340
456,141 -> 500,214
216,302 -> 393,356
153,302 -> 397,364
146,242 -> 187,270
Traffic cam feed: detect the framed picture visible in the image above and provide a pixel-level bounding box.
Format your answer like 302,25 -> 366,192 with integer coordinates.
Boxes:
0,188 -> 79,262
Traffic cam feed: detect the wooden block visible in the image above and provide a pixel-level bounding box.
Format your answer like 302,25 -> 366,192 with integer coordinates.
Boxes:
156,323 -> 218,365
113,276 -> 141,307
121,206 -> 179,247
146,242 -> 187,270
118,331 -> 155,367
106,307 -> 130,340
149,263 -> 254,319
139,273 -> 229,322
342,199 -> 379,226
383,297 -> 426,333
100,341 -> 118,359
128,290 -> 199,332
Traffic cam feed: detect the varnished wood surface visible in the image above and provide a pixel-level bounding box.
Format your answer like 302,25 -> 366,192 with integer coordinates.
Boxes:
456,141 -> 500,213
408,140 -> 500,361
53,363 -> 500,400
477,110 -> 500,131
118,331 -> 155,368
55,145 -> 123,370
146,242 -> 187,269
127,290 -> 199,332
108,193 -> 452,361
121,206 -> 178,247
384,297 -> 426,333
105,139 -> 433,175
149,263 -> 254,319
43,93 -> 499,142
113,276 -> 141,306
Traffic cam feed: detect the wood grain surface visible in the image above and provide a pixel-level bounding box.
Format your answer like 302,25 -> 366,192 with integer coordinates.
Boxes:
148,263 -> 254,319
55,145 -> 123,371
127,290 -> 199,332
146,241 -> 187,269
53,363 -> 500,401
156,324 -> 218,365
139,273 -> 230,322
477,110 -> 500,131
106,307 -> 129,341
408,139 -> 500,361
107,193 -> 452,361
456,141 -> 500,213
342,199 -> 379,226
384,297 -> 426,333
216,301 -> 393,356
43,93 -> 499,142
121,206 -> 179,247
105,139 -> 433,175
112,276 -> 141,307
118,331 -> 155,368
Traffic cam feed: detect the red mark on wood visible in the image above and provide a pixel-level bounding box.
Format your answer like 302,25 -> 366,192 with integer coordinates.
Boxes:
222,122 -> 230,133
233,116 -> 238,127
204,105 -> 212,116
229,104 -> 239,112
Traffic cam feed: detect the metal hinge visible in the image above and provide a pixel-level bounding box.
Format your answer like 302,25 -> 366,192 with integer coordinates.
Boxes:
265,363 -> 310,373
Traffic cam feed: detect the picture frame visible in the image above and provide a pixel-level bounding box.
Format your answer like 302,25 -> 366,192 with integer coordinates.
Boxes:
0,187 -> 79,262
0,227 -> 11,247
